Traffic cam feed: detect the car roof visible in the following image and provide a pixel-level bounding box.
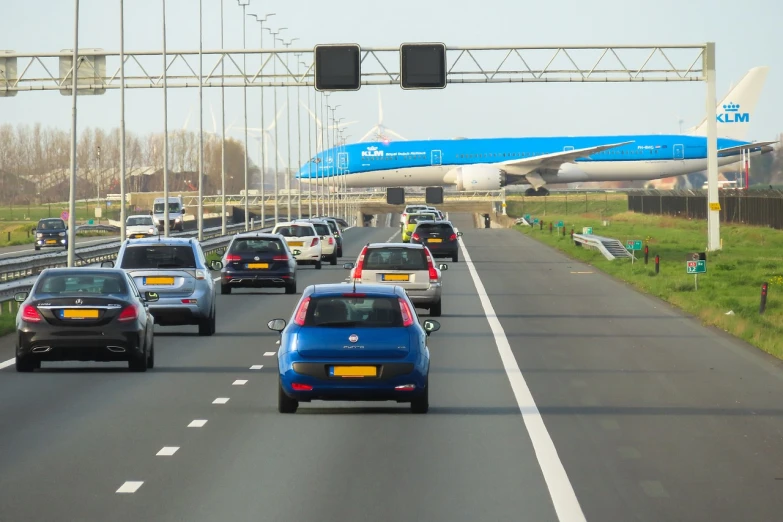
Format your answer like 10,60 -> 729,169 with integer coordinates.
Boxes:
122,237 -> 194,246
274,221 -> 314,227
40,267 -> 128,276
366,242 -> 424,249
127,214 -> 153,219
307,283 -> 402,297
38,217 -> 64,222
414,220 -> 453,225
232,232 -> 283,240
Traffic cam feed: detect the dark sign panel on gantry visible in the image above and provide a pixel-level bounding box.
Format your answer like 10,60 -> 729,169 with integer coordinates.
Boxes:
314,44 -> 362,91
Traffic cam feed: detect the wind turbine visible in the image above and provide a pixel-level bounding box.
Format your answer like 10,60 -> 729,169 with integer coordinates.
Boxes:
235,103 -> 289,189
358,87 -> 407,142
298,100 -> 357,149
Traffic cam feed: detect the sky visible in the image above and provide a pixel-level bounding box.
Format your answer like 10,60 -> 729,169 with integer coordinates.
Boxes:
1,0 -> 782,167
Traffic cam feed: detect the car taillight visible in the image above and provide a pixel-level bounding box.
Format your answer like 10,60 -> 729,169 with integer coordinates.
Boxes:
426,249 -> 438,282
353,246 -> 368,279
311,237 -> 319,247
292,383 -> 313,391
225,254 -> 241,262
273,255 -> 288,261
294,297 -> 310,326
22,305 -> 41,323
449,233 -> 457,241
118,304 -> 138,322
412,233 -> 420,242
329,237 -> 334,245
399,298 -> 414,327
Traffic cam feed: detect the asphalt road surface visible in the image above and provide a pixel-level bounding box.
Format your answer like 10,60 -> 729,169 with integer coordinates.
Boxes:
0,214 -> 782,521
0,235 -> 118,257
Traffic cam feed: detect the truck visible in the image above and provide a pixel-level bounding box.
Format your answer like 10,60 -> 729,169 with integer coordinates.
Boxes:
152,196 -> 186,231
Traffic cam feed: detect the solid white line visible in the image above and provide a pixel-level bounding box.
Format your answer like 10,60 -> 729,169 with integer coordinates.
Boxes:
232,379 -> 248,385
249,365 -> 263,370
212,397 -> 230,404
156,446 -> 179,456
455,228 -> 587,522
0,358 -> 14,370
116,481 -> 144,494
263,351 -> 276,356
188,419 -> 207,428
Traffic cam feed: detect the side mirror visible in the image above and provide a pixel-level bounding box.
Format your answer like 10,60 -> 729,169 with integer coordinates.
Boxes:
456,231 -> 463,237
210,260 -> 224,270
143,291 -> 159,303
267,318 -> 287,332
438,263 -> 448,271
101,261 -> 115,268
14,291 -> 27,303
422,319 -> 440,335
292,250 -> 301,256
343,262 -> 355,270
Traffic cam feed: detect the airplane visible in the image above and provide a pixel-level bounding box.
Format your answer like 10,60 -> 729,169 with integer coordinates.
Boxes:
296,66 -> 775,196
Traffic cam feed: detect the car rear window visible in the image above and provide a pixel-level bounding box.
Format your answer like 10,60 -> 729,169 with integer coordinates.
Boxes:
414,223 -> 454,234
120,245 -> 197,269
326,222 -> 339,234
303,296 -> 403,327
363,247 -> 428,271
275,225 -> 315,238
230,238 -> 285,253
36,273 -> 128,295
407,214 -> 436,224
311,223 -> 331,236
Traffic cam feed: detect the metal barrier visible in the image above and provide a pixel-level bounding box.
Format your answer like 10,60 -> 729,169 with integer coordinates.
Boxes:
572,233 -> 633,261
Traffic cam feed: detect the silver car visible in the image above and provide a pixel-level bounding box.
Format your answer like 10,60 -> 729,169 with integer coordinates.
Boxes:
343,242 -> 448,316
104,237 -> 221,336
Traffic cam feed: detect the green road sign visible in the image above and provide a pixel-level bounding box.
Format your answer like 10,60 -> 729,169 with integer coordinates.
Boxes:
557,220 -> 564,227
533,218 -> 539,224
626,240 -> 642,251
582,227 -> 593,234
687,260 -> 706,274
88,219 -> 94,225
524,214 -> 531,221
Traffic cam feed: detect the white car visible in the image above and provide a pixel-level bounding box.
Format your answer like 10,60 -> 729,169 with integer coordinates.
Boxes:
272,221 -> 323,269
297,218 -> 338,265
125,215 -> 157,239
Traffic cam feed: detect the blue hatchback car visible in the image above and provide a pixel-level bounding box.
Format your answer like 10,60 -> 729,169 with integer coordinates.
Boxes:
268,283 -> 441,414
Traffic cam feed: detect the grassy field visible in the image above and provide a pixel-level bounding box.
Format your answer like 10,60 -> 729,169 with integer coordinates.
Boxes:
506,193 -> 628,218
0,302 -> 19,337
513,209 -> 783,359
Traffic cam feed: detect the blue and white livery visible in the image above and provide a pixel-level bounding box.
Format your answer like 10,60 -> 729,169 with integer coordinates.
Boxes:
297,67 -> 774,195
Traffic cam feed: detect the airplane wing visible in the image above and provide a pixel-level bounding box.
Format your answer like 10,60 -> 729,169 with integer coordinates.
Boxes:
499,141 -> 635,175
717,141 -> 777,156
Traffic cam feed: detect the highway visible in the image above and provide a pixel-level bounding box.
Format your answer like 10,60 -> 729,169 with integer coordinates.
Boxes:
0,213 -> 782,521
0,235 -> 118,257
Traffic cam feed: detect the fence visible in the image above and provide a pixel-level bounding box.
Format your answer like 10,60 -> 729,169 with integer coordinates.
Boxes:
627,189 -> 783,229
506,192 -> 628,218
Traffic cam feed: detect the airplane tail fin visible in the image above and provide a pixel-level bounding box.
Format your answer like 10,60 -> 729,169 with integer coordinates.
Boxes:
688,66 -> 769,140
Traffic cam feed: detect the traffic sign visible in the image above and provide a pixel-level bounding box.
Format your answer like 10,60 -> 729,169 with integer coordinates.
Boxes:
88,219 -> 94,225
709,202 -> 721,211
400,43 -> 447,89
60,211 -> 69,221
687,260 -> 706,274
314,44 -> 361,91
94,207 -> 102,218
533,218 -> 539,224
557,220 -> 564,228
626,240 -> 642,251
582,227 -> 593,234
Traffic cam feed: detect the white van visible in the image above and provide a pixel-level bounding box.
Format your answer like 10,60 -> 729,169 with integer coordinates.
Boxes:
153,196 -> 186,231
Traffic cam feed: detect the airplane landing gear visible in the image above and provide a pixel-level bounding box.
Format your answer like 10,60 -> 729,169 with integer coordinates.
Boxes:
524,187 -> 550,196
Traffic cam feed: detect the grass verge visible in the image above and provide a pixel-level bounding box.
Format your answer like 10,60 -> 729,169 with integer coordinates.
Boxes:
514,211 -> 783,359
0,304 -> 18,337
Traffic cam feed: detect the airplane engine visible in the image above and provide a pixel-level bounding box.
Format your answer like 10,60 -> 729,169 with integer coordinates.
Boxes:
454,165 -> 505,191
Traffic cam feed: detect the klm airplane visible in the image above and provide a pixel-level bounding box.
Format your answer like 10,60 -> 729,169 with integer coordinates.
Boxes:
297,66 -> 774,196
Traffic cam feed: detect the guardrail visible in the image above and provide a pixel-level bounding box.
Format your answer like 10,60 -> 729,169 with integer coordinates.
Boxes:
0,218 -> 276,305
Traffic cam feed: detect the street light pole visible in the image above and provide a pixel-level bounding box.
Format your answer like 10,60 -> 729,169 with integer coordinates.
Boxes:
238,0 -> 250,231
322,93 -> 329,214
294,52 -> 303,218
119,0 -> 127,240
162,0 -> 170,237
67,0 -> 79,268
278,37 -> 298,221
197,0 -> 204,240
97,145 -> 101,216
248,13 -> 276,229
219,0 -> 226,234
267,27 -> 286,224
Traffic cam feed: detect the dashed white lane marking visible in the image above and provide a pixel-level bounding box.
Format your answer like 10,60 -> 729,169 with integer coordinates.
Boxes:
384,230 -> 399,243
116,481 -> 144,494
156,446 -> 179,456
263,352 -> 276,356
212,398 -> 230,404
0,358 -> 14,370
232,379 -> 248,386
250,365 -> 263,370
455,228 -> 587,522
188,420 -> 208,428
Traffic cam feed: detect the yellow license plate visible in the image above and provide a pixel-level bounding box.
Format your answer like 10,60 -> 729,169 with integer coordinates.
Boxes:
428,238 -> 443,243
133,234 -> 145,238
63,309 -> 99,319
248,263 -> 269,269
383,274 -> 410,281
46,240 -> 57,244
289,241 -> 304,247
333,366 -> 377,377
146,276 -> 174,285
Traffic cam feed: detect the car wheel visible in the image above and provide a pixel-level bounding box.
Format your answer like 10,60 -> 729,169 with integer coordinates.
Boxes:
315,260 -> 322,270
199,308 -> 216,336
337,247 -> 343,257
285,280 -> 297,294
430,300 -> 442,317
329,254 -> 337,266
15,354 -> 39,372
278,379 -> 299,414
410,383 -> 429,414
221,284 -> 231,295
147,337 -> 155,369
34,246 -> 40,251
452,252 -> 459,263
128,344 -> 148,372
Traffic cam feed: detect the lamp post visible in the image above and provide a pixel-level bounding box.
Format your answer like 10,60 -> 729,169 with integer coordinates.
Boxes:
294,52 -> 303,218
266,26 -> 287,224
196,0 -> 203,240
322,92 -> 329,215
277,36 -> 298,221
119,0 -> 127,240
247,13 -> 275,228
237,0 -> 251,230
333,118 -> 344,219
67,0 -> 79,267
301,60 -> 313,217
329,105 -> 340,217
219,0 -> 226,234
162,0 -> 170,237
96,145 -> 101,214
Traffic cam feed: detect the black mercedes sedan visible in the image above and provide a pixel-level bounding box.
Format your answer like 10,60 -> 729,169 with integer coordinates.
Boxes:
14,268 -> 158,372
219,233 -> 299,294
